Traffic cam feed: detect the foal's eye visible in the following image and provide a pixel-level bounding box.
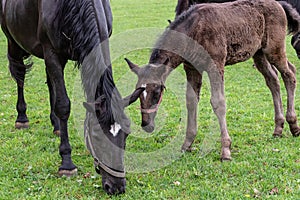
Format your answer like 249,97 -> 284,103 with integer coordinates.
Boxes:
153,88 -> 161,100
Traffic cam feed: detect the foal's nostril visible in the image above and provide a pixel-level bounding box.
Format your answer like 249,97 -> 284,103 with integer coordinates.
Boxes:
142,124 -> 154,133
141,120 -> 149,127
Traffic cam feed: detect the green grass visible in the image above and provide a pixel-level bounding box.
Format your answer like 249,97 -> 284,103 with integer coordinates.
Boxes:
1,0 -> 300,199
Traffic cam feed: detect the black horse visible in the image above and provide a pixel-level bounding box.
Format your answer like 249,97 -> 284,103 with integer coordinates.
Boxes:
0,0 -> 142,195
175,0 -> 300,57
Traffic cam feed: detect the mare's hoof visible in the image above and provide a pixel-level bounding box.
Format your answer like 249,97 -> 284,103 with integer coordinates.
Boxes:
53,130 -> 61,136
58,168 -> 78,177
15,122 -> 29,129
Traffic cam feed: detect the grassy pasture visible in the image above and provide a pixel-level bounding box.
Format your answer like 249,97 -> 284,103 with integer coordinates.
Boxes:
0,0 -> 300,199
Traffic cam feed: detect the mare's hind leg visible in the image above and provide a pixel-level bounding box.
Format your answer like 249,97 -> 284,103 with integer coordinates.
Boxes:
182,64 -> 202,151
7,39 -> 31,129
46,71 -> 60,136
253,50 -> 285,137
207,64 -> 231,161
267,52 -> 300,137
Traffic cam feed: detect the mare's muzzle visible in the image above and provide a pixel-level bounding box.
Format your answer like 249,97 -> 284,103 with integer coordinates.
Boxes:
84,111 -> 126,195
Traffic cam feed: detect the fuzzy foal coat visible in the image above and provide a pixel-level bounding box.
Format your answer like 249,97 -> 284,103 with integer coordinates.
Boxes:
128,0 -> 300,161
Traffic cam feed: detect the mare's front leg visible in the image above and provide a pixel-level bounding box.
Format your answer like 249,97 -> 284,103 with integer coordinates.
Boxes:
182,64 -> 202,151
46,71 -> 61,136
207,65 -> 231,161
44,49 -> 77,176
7,40 -> 30,129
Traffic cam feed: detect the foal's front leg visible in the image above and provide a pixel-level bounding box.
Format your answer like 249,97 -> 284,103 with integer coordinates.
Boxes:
207,67 -> 231,161
182,65 -> 202,151
44,49 -> 77,176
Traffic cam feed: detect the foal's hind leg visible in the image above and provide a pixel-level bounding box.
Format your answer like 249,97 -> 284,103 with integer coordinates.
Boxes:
7,40 -> 31,129
253,51 -> 285,137
267,53 -> 300,137
286,61 -> 300,136
182,64 -> 202,151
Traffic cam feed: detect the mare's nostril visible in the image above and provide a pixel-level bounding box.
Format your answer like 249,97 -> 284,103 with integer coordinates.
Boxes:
104,182 -> 112,192
119,186 -> 126,194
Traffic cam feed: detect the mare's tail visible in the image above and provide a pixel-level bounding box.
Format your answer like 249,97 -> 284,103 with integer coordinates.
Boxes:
278,1 -> 300,34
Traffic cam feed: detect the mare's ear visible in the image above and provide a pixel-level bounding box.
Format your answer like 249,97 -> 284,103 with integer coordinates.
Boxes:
83,102 -> 94,113
123,87 -> 145,107
125,58 -> 140,74
83,96 -> 107,113
167,19 -> 172,24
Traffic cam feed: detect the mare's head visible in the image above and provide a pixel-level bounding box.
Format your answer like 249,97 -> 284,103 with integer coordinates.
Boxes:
83,71 -> 143,195
125,58 -> 171,133
292,32 -> 300,59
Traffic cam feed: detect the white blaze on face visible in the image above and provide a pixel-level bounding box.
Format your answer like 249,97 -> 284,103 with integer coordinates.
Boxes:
110,122 -> 122,137
141,84 -> 147,99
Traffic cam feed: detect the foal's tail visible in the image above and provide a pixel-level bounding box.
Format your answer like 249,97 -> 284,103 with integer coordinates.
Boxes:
278,1 -> 300,34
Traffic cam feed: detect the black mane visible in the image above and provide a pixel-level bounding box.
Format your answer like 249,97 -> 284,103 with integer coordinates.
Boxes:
57,0 -> 129,132
56,0 -> 101,64
56,0 -> 129,130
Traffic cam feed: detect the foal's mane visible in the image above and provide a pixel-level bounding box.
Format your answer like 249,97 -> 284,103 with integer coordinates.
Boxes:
149,6 -> 198,64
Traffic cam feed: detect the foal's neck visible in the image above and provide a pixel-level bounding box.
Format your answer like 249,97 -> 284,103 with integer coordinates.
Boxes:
149,50 -> 183,83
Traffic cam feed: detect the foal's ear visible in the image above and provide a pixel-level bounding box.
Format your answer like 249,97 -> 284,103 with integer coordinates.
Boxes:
125,58 -> 140,74
163,57 -> 170,66
123,87 -> 145,107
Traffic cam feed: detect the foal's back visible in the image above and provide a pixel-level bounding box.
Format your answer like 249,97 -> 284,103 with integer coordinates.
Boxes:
172,0 -> 287,65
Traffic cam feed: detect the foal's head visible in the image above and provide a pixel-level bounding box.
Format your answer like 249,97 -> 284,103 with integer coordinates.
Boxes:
125,58 -> 170,133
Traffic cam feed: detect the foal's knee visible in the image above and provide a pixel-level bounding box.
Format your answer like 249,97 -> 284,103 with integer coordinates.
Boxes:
210,97 -> 225,115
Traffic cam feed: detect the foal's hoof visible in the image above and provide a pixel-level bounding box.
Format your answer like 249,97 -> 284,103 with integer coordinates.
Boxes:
292,130 -> 300,137
58,168 -> 78,177
221,157 -> 232,162
181,146 -> 196,153
273,132 -> 283,138
15,122 -> 29,129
